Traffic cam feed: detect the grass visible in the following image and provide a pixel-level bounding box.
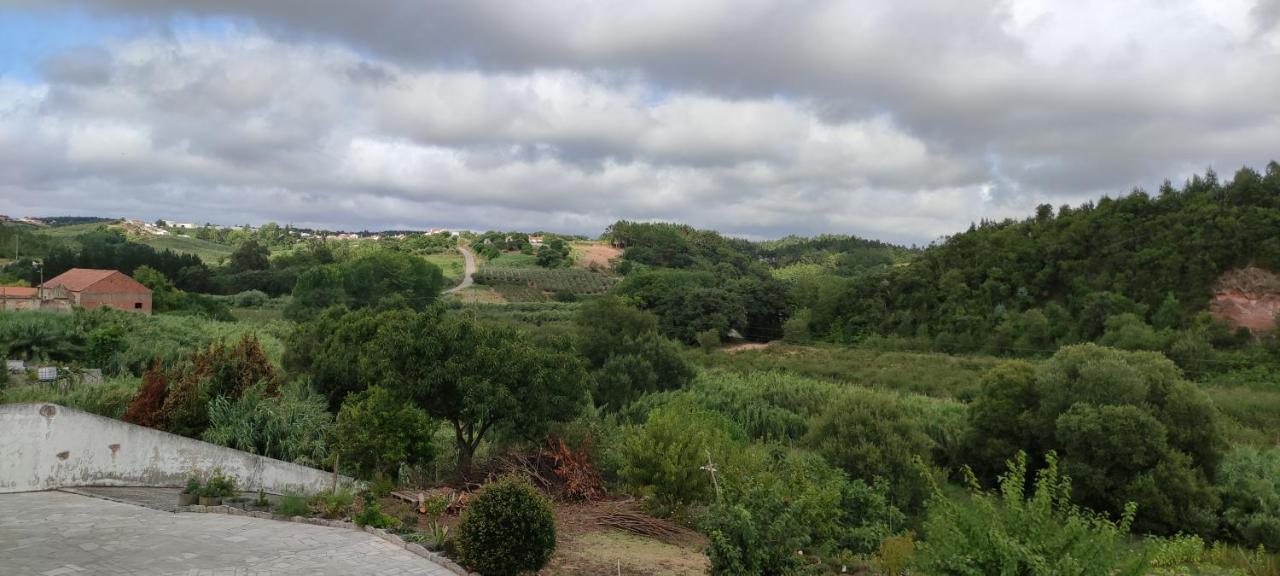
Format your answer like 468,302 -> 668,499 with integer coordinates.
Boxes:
689,343 -> 1004,400
1202,384 -> 1280,447
483,252 -> 539,268
34,222 -> 110,238
230,307 -> 286,325
545,530 -> 708,576
451,286 -> 506,304
422,251 -> 465,284
30,221 -> 235,264
137,234 -> 234,264
0,376 -> 141,419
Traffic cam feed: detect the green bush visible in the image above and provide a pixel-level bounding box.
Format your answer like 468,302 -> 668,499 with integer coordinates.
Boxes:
705,446 -> 903,575
354,495 -> 400,529
966,344 -> 1225,536
1217,446 -> 1280,550
275,489 -> 310,517
312,487 -> 354,519
457,476 -> 557,576
916,452 -> 1149,576
804,391 -> 934,512
330,386 -> 436,481
233,289 -> 270,307
619,400 -> 741,515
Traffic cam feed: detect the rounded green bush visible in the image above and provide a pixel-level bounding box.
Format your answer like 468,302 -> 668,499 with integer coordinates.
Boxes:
457,476 -> 557,576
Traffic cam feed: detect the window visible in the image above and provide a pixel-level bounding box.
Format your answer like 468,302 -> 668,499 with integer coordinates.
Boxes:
134,302 -> 143,309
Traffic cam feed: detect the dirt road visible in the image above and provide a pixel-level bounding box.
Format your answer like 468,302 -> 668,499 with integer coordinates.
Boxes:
444,244 -> 477,294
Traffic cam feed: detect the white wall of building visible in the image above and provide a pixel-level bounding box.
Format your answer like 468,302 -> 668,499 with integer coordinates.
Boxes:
0,403 -> 351,494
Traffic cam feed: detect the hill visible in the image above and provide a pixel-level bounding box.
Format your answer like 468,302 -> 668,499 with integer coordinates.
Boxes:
804,163 -> 1280,366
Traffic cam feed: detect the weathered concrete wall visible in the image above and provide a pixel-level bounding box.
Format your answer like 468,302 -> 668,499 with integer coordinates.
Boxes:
0,403 -> 352,494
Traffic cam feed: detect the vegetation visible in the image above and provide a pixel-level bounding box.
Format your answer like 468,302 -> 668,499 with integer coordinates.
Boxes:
285,251 -> 444,320
331,386 -> 436,481
7,167 -> 1280,574
967,345 -> 1224,536
916,452 -> 1149,575
457,475 -> 558,576
287,306 -> 589,472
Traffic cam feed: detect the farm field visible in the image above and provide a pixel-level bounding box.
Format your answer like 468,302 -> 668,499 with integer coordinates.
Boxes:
137,234 -> 235,263
474,267 -> 619,301
422,251 -> 464,284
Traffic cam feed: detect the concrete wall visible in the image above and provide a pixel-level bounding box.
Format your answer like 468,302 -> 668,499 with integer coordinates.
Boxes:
0,403 -> 352,494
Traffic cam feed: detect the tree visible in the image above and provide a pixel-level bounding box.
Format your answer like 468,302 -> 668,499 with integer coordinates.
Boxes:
285,251 -> 444,320
330,386 -> 435,481
574,296 -> 693,410
228,239 -> 270,273
804,391 -> 934,512
966,344 -> 1225,536
304,308 -> 589,473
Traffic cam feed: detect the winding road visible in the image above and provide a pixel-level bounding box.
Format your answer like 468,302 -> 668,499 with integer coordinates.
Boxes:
443,244 -> 476,294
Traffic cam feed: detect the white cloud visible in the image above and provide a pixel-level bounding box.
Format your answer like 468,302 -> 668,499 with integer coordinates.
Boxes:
1,0 -> 1278,243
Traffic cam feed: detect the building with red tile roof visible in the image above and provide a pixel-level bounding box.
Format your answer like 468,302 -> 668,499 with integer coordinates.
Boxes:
40,268 -> 152,314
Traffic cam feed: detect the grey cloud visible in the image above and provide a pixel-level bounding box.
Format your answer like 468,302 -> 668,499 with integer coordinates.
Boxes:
0,1 -> 1278,243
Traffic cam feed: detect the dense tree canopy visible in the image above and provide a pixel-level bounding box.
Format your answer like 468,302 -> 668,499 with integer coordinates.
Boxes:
284,251 -> 443,320
288,306 -> 590,472
967,344 -> 1225,536
809,164 -> 1280,359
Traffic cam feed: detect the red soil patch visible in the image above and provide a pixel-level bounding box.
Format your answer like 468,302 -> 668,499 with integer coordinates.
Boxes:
576,242 -> 622,271
1210,267 -> 1280,332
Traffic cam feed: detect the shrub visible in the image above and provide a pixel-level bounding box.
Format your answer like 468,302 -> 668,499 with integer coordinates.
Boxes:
804,391 -> 934,512
619,400 -> 740,515
312,487 -> 354,519
966,344 -> 1225,536
233,289 -> 270,307
204,471 -> 238,498
457,476 -> 557,576
354,495 -> 400,529
275,489 -> 310,517
915,452 -> 1149,576
1217,446 -> 1280,550
330,386 -> 436,481
202,380 -> 333,467
705,446 -> 903,575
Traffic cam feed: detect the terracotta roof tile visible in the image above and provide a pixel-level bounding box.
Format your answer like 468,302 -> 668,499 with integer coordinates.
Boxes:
42,268 -> 126,292
0,286 -> 38,298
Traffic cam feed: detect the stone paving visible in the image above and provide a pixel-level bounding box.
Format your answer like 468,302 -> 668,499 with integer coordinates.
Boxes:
0,491 -> 456,576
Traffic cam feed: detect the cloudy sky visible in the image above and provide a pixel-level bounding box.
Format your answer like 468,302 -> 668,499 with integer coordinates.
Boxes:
1,1 -> 1278,244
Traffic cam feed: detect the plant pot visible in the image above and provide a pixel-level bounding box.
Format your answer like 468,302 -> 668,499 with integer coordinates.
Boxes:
178,493 -> 198,506
199,496 -> 222,506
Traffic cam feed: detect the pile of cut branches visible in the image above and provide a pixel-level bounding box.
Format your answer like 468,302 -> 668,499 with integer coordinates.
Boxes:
492,435 -> 604,502
597,509 -> 697,544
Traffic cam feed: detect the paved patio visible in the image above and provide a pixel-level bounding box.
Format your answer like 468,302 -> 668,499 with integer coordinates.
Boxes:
0,490 -> 455,576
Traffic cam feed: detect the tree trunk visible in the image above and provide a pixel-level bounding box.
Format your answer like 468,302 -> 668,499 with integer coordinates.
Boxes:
456,439 -> 475,478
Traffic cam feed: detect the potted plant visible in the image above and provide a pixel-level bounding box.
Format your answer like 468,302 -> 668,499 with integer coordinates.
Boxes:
178,475 -> 200,506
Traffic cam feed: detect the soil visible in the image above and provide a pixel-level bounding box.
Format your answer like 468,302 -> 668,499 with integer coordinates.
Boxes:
1210,266 -> 1280,332
545,500 -> 707,576
380,494 -> 708,576
574,242 -> 623,271
722,341 -> 777,353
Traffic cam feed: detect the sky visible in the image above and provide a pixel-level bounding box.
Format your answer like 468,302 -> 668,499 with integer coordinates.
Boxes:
0,1 -> 1278,245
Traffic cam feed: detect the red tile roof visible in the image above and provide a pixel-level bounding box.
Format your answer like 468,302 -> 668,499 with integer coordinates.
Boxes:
41,269 -> 143,293
0,286 -> 38,298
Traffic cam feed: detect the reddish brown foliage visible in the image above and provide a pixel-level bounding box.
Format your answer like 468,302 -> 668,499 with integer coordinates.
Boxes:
122,360 -> 169,428
123,333 -> 280,435
489,435 -> 605,502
